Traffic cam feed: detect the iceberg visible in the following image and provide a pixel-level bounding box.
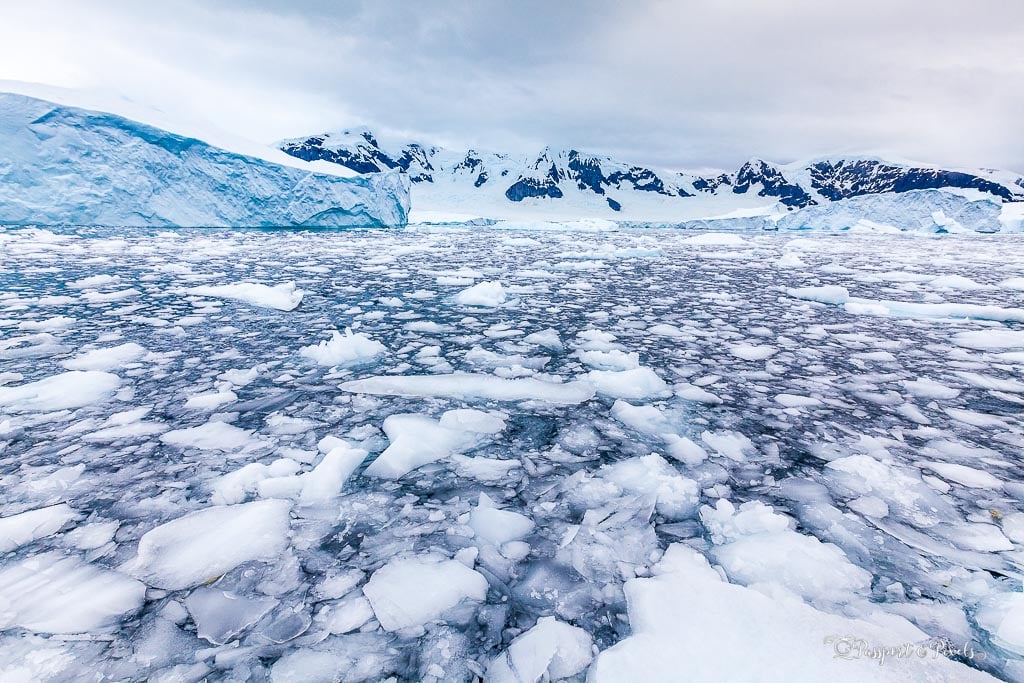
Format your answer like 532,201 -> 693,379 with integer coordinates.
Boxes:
0,93 -> 410,227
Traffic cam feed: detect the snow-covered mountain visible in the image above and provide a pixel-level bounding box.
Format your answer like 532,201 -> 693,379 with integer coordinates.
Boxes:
0,93 -> 410,228
280,128 -> 1024,222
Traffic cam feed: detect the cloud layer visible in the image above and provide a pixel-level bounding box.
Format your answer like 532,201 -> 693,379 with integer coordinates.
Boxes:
2,0 -> 1021,171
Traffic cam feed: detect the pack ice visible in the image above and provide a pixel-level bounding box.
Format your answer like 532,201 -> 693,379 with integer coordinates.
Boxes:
1,223 -> 1022,681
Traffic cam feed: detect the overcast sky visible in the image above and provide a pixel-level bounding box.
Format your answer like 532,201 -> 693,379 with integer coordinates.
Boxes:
1,0 -> 1021,171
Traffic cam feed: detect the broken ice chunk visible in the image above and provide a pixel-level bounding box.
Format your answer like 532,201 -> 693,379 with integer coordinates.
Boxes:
160,421 -> 259,451
0,370 -> 122,411
362,554 -> 488,631
186,282 -> 304,311
185,587 -> 278,645
454,281 -> 506,307
364,409 -> 504,479
469,493 -> 535,546
602,454 -> 700,520
487,616 -> 593,683
585,367 -> 670,399
589,543 -> 991,681
0,553 -> 145,633
700,500 -> 871,605
126,500 -> 292,590
341,373 -> 596,404
0,503 -> 80,552
299,329 -> 386,367
60,342 -> 147,371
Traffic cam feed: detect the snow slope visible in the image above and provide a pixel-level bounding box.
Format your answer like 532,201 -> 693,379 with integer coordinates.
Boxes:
0,93 -> 410,227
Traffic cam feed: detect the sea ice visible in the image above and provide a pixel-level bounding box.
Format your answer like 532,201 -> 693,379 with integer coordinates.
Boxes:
0,370 -> 122,411
160,421 -> 258,451
589,544 -> 993,682
187,282 -> 304,311
61,342 -> 147,371
487,616 -> 593,682
126,500 -> 292,590
341,373 -> 596,404
362,554 -> 488,631
0,553 -> 146,633
0,503 -> 80,552
299,329 -> 386,367
454,280 -> 507,307
364,409 -> 504,479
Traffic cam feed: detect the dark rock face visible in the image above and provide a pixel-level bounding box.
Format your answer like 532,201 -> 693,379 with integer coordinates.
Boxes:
505,160 -> 565,201
395,144 -> 435,182
281,135 -> 397,175
692,174 -> 732,193
607,166 -> 691,197
733,160 -> 815,208
566,150 -> 607,195
505,149 -> 689,203
808,159 -> 1018,202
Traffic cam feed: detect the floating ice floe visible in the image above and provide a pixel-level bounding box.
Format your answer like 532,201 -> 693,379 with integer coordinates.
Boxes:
589,544 -> 995,681
701,499 -> 872,605
487,616 -> 594,683
126,499 -> 292,590
953,329 -> 1024,350
682,232 -> 748,246
340,373 -> 596,404
0,553 -> 146,633
454,280 -> 507,307
364,409 -> 505,479
0,370 -> 122,411
160,420 -> 259,451
187,282 -> 304,311
489,218 -> 617,232
185,587 -> 279,645
469,493 -> 535,546
362,554 -> 488,631
299,329 -> 386,367
60,342 -> 148,371
585,367 -> 670,399
0,503 -> 80,552
786,285 -> 850,305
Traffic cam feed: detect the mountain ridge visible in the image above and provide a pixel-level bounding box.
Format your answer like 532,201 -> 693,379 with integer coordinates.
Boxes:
280,128 -> 1024,221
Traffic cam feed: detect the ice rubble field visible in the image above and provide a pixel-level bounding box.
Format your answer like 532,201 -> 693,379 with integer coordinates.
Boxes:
1,223 -> 1024,682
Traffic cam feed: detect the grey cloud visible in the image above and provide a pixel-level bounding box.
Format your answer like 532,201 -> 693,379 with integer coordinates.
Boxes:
0,0 -> 1020,171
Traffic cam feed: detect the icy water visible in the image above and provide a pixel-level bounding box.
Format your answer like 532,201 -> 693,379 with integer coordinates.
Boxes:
1,224 -> 1024,681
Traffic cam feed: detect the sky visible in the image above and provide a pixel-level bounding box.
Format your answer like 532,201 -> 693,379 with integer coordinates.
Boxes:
1,0 -> 1021,172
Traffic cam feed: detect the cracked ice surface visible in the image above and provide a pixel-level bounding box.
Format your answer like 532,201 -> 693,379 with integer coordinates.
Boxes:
1,224 -> 1023,681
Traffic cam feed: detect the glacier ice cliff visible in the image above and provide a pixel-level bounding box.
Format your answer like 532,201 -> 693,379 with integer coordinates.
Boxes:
0,93 -> 410,228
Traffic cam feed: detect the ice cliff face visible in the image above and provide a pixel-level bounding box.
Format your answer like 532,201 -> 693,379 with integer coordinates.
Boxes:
0,94 -> 410,228
280,127 -> 1023,220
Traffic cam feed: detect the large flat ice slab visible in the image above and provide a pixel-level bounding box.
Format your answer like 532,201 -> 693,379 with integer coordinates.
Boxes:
125,500 -> 292,590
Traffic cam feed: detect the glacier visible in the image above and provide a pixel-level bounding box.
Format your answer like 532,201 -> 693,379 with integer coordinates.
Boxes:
1,222 -> 1023,680
0,93 -> 410,228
